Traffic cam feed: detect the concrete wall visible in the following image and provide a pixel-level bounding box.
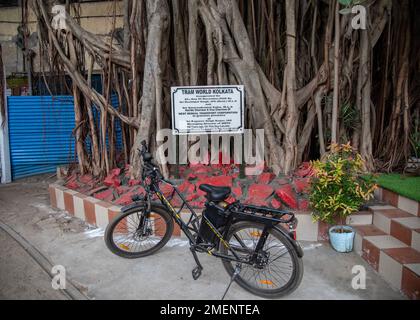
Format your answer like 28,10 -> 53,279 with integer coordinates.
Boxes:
0,1 -> 124,77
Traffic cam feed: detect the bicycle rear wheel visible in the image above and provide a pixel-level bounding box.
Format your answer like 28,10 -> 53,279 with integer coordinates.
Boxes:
219,221 -> 303,298
105,204 -> 174,259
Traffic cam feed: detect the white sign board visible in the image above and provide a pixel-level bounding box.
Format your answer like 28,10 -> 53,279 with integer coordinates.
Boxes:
171,85 -> 244,135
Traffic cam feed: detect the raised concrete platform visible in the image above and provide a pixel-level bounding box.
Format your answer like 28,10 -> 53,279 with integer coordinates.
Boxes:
49,183 -> 370,242
353,201 -> 420,300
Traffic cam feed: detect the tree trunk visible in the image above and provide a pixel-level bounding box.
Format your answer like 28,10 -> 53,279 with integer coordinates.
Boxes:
130,0 -> 170,178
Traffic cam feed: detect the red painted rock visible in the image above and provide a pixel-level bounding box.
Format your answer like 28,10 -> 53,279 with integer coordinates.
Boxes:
170,195 -> 183,208
232,185 -> 243,198
231,172 -> 239,179
294,178 -> 310,194
110,168 -> 121,177
116,186 -> 130,195
194,165 -> 213,174
79,174 -> 94,184
187,173 -> 197,180
114,193 -> 134,206
190,197 -> 206,208
186,193 -> 200,202
95,189 -> 114,201
275,185 -> 298,209
220,166 -> 231,175
87,186 -> 106,196
299,199 -> 310,211
79,185 -> 95,194
248,184 -> 274,200
225,196 -> 237,204
137,186 -> 146,196
104,175 -> 121,188
271,198 -> 282,209
160,183 -> 174,197
273,177 -> 289,185
103,167 -> 123,187
128,179 -> 141,187
195,173 -> 212,180
244,197 -> 268,207
257,172 -> 275,184
66,180 -> 80,190
178,181 -> 195,194
295,162 -> 314,178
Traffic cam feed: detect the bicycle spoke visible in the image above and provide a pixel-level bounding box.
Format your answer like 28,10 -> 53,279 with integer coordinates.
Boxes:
223,224 -> 296,293
112,210 -> 167,253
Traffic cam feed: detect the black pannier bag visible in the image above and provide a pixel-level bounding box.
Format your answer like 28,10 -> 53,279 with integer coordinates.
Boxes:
198,202 -> 228,244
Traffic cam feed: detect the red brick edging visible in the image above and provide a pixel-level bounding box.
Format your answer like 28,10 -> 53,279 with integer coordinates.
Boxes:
49,183 -> 370,242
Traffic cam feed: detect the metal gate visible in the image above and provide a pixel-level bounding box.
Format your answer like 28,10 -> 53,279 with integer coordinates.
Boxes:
7,95 -> 122,180
7,96 -> 76,180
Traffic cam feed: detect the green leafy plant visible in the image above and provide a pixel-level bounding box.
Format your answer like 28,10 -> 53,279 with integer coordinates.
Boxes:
310,143 -> 377,230
412,132 -> 420,157
340,102 -> 359,143
411,118 -> 420,157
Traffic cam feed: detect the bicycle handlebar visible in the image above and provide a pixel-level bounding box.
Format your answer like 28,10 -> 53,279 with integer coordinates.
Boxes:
139,141 -> 164,181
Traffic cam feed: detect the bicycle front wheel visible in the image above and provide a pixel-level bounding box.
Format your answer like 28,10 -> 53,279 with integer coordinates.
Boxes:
105,204 -> 174,259
219,221 -> 303,298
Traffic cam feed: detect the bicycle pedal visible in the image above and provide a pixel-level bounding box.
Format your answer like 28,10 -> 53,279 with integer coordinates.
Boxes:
192,266 -> 202,280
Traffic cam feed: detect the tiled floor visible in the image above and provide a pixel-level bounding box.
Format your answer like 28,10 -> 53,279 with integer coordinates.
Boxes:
355,202 -> 420,300
393,217 -> 420,229
364,235 -> 407,250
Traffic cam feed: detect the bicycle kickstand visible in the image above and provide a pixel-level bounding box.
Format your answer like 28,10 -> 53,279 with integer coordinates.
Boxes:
221,264 -> 242,300
190,247 -> 203,280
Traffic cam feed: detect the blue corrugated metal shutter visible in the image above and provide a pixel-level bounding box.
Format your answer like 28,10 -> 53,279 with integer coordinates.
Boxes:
91,95 -> 123,151
7,95 -> 123,180
7,96 -> 76,180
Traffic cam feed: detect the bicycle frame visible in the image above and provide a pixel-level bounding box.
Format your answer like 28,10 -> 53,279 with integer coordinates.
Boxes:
128,178 -> 300,265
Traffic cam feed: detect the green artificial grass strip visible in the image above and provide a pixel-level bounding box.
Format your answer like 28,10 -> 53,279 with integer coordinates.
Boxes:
376,174 -> 420,202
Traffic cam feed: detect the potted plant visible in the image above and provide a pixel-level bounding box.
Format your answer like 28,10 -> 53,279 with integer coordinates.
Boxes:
309,143 -> 376,253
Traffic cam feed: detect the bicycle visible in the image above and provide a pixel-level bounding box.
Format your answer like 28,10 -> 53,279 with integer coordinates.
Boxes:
105,141 -> 304,298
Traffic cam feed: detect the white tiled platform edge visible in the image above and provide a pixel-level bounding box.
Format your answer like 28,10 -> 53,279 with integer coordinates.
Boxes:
375,187 -> 419,216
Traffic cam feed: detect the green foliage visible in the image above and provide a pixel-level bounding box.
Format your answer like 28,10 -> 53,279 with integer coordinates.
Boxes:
6,76 -> 28,89
338,0 -> 353,6
338,0 -> 365,6
339,0 -> 367,14
412,132 -> 420,156
411,118 -> 420,156
341,103 -> 358,131
340,103 -> 359,143
310,143 -> 377,225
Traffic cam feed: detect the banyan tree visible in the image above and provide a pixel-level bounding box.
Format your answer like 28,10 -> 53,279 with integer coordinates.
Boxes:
30,0 -> 420,178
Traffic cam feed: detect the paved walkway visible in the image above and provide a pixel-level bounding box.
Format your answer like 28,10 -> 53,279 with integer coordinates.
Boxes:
0,175 -> 405,300
0,229 -> 66,300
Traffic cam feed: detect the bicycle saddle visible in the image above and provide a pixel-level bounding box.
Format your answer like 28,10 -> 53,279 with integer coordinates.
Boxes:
199,184 -> 231,202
